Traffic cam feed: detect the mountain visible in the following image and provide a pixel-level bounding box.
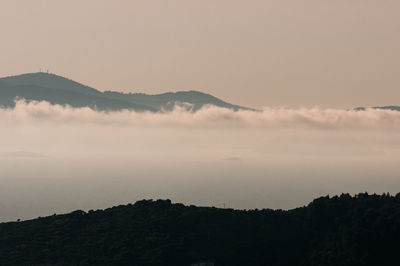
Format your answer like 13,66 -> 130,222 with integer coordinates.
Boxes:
0,73 -> 151,111
104,90 -> 247,112
0,72 -> 250,112
355,106 -> 400,111
0,193 -> 399,266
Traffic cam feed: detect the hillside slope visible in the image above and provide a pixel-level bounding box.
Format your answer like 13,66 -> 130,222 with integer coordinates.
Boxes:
0,72 -> 251,112
1,193 -> 399,266
355,106 -> 400,111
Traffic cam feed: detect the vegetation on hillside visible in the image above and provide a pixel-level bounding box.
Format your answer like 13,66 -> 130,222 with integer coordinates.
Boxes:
1,193 -> 399,266
0,73 -> 249,112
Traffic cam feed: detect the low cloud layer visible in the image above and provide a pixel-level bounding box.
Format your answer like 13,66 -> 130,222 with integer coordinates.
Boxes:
1,100 -> 400,129
1,100 -> 400,222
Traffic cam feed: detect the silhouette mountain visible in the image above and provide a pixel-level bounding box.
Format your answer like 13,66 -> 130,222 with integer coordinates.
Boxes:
0,72 -> 250,112
354,106 -> 400,111
1,193 -> 399,266
104,90 -> 247,111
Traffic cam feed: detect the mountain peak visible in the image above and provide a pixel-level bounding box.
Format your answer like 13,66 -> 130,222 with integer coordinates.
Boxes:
1,72 -> 99,95
0,72 -> 252,112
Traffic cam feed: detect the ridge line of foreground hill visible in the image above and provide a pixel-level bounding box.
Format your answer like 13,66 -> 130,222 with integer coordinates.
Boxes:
1,193 -> 400,266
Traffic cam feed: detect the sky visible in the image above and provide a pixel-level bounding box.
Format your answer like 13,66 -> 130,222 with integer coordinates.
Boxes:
1,0 -> 400,108
1,1 -> 400,221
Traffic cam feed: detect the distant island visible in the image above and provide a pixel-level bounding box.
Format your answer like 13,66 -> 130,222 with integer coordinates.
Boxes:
354,106 -> 400,111
1,193 -> 399,266
0,72 -> 251,112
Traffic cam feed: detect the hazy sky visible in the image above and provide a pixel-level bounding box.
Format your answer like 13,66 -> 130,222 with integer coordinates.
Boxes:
1,0 -> 400,108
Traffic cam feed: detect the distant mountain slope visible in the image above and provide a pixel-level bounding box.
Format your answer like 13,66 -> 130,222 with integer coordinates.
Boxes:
0,72 -> 251,112
355,106 -> 400,111
104,90 -> 250,111
0,83 -> 153,111
1,193 -> 399,266
1,72 -> 100,96
0,73 -> 153,111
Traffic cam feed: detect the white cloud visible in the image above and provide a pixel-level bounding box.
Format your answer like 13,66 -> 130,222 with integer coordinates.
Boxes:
1,100 -> 400,129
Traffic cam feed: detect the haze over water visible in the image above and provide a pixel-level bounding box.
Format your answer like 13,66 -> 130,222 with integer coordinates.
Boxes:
1,101 -> 400,222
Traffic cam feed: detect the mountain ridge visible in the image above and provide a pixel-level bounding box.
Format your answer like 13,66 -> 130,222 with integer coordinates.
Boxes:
0,72 -> 251,112
1,193 -> 399,266
354,106 -> 400,111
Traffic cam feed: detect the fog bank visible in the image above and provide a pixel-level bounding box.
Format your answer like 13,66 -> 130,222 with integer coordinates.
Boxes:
1,101 -> 400,221
2,100 -> 400,129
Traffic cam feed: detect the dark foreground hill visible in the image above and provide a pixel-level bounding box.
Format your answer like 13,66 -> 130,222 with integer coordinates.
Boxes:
1,193 -> 400,266
0,72 -> 250,112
